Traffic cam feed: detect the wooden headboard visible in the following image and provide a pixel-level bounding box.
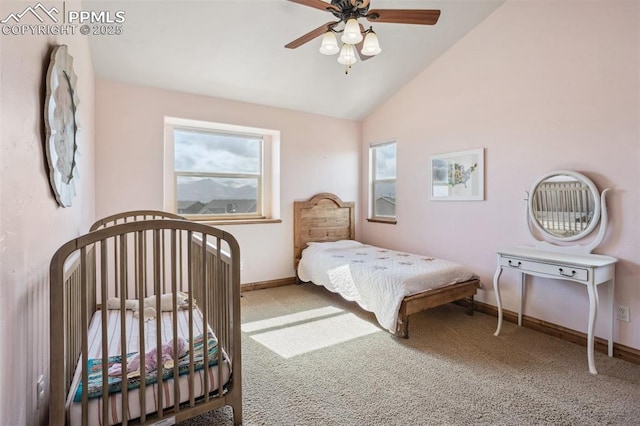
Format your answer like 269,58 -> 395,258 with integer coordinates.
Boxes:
293,193 -> 355,268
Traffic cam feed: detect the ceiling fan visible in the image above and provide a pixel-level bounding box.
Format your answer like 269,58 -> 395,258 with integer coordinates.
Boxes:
285,0 -> 441,73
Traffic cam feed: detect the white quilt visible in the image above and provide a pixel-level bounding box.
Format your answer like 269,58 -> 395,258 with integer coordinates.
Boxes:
297,240 -> 477,333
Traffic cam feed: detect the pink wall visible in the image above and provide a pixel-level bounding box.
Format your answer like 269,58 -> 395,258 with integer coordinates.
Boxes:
0,2 -> 96,423
362,1 -> 640,349
95,80 -> 361,284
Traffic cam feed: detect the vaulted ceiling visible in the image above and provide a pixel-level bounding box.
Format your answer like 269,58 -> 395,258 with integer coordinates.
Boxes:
88,0 -> 503,120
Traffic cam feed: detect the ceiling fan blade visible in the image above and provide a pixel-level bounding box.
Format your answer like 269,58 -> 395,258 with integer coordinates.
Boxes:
285,21 -> 339,49
349,0 -> 371,8
287,0 -> 340,13
366,9 -> 441,25
356,23 -> 374,61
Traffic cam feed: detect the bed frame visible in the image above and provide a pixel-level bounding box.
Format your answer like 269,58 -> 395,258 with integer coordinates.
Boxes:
49,211 -> 242,425
294,193 -> 479,338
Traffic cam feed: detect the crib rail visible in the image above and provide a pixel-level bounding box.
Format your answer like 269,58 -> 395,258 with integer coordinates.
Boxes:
89,210 -> 187,232
50,219 -> 241,426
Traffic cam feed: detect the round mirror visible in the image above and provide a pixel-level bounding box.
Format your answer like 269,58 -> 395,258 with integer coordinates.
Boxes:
528,170 -> 601,242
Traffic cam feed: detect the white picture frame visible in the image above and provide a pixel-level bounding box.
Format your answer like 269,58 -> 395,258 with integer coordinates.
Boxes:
430,148 -> 484,201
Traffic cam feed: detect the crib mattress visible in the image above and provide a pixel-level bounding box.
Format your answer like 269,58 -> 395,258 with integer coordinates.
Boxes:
66,308 -> 231,426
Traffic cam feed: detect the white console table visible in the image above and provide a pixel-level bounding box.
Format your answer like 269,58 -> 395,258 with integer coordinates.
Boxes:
493,246 -> 618,374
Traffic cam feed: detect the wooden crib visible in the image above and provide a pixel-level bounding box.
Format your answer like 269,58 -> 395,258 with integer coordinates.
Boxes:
49,211 -> 242,425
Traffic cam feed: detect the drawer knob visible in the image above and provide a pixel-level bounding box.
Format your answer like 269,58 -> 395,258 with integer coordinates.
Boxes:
558,268 -> 577,277
508,260 -> 522,268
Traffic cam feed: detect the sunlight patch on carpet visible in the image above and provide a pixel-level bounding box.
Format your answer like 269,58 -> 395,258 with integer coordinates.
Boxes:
241,306 -> 344,333
244,309 -> 382,358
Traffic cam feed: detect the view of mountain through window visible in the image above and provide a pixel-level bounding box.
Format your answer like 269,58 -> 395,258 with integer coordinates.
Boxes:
174,128 -> 262,217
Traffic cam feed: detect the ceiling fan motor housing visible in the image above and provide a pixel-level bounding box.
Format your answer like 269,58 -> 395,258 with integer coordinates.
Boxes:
329,0 -> 371,21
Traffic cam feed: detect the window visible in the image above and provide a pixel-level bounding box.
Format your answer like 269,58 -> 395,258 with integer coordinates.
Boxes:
369,141 -> 397,222
164,117 -> 280,222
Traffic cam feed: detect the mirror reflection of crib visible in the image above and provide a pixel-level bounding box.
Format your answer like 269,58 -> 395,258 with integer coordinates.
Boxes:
530,177 -> 595,239
526,170 -> 609,250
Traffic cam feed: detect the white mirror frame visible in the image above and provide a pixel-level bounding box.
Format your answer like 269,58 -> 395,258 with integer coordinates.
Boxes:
526,170 -> 610,254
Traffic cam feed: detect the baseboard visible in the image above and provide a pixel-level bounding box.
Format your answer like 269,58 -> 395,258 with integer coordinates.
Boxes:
467,300 -> 640,366
241,276 -> 297,293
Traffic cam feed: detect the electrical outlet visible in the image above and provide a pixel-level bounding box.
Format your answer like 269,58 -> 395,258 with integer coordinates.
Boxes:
36,375 -> 45,409
617,305 -> 630,322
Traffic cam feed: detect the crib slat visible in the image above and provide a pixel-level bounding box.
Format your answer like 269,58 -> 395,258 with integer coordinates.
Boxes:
138,230 -> 148,423
80,247 -> 89,426
178,228 -> 183,292
144,228 -> 149,298
560,184 -> 566,230
216,238 -> 224,397
134,231 -> 139,300
119,234 -> 129,426
100,240 -> 109,426
114,231 -> 119,298
570,188 -> 577,231
580,186 -> 585,229
171,229 -> 181,413
154,229 -> 164,418
202,234 -> 210,402
551,186 -> 558,230
162,228 -> 167,294
187,231 -> 195,407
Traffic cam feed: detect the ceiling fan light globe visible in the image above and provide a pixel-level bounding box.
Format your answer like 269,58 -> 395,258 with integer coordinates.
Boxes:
361,31 -> 381,56
341,18 -> 363,44
319,31 -> 339,55
337,43 -> 357,66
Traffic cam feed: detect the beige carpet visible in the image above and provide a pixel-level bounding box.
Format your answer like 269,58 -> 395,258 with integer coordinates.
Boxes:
181,284 -> 640,425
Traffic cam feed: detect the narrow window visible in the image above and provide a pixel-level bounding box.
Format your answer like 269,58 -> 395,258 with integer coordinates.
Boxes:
370,141 -> 397,222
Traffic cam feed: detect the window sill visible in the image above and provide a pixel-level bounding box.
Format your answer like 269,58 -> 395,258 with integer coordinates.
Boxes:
367,218 -> 397,225
194,218 -> 282,226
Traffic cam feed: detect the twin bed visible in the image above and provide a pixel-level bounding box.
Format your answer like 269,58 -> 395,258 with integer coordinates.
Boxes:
294,193 -> 480,338
49,211 -> 241,425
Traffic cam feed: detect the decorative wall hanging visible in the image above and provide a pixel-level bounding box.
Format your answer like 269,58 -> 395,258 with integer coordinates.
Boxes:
430,148 -> 484,201
44,44 -> 79,207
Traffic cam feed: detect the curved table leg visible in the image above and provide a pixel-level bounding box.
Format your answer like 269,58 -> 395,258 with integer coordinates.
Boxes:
493,264 -> 504,336
586,280 -> 599,374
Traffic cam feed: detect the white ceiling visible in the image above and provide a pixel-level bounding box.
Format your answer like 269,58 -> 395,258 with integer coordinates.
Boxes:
87,0 -> 503,120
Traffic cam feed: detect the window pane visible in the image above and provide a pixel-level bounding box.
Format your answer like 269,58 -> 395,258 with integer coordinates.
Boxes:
174,129 -> 261,174
176,176 -> 258,215
373,182 -> 396,217
374,143 -> 396,180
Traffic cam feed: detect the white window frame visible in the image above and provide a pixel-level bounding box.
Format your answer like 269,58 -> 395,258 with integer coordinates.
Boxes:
369,140 -> 397,223
164,117 -> 280,222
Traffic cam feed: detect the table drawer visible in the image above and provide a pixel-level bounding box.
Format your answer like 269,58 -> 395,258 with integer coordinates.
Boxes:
500,256 -> 589,281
